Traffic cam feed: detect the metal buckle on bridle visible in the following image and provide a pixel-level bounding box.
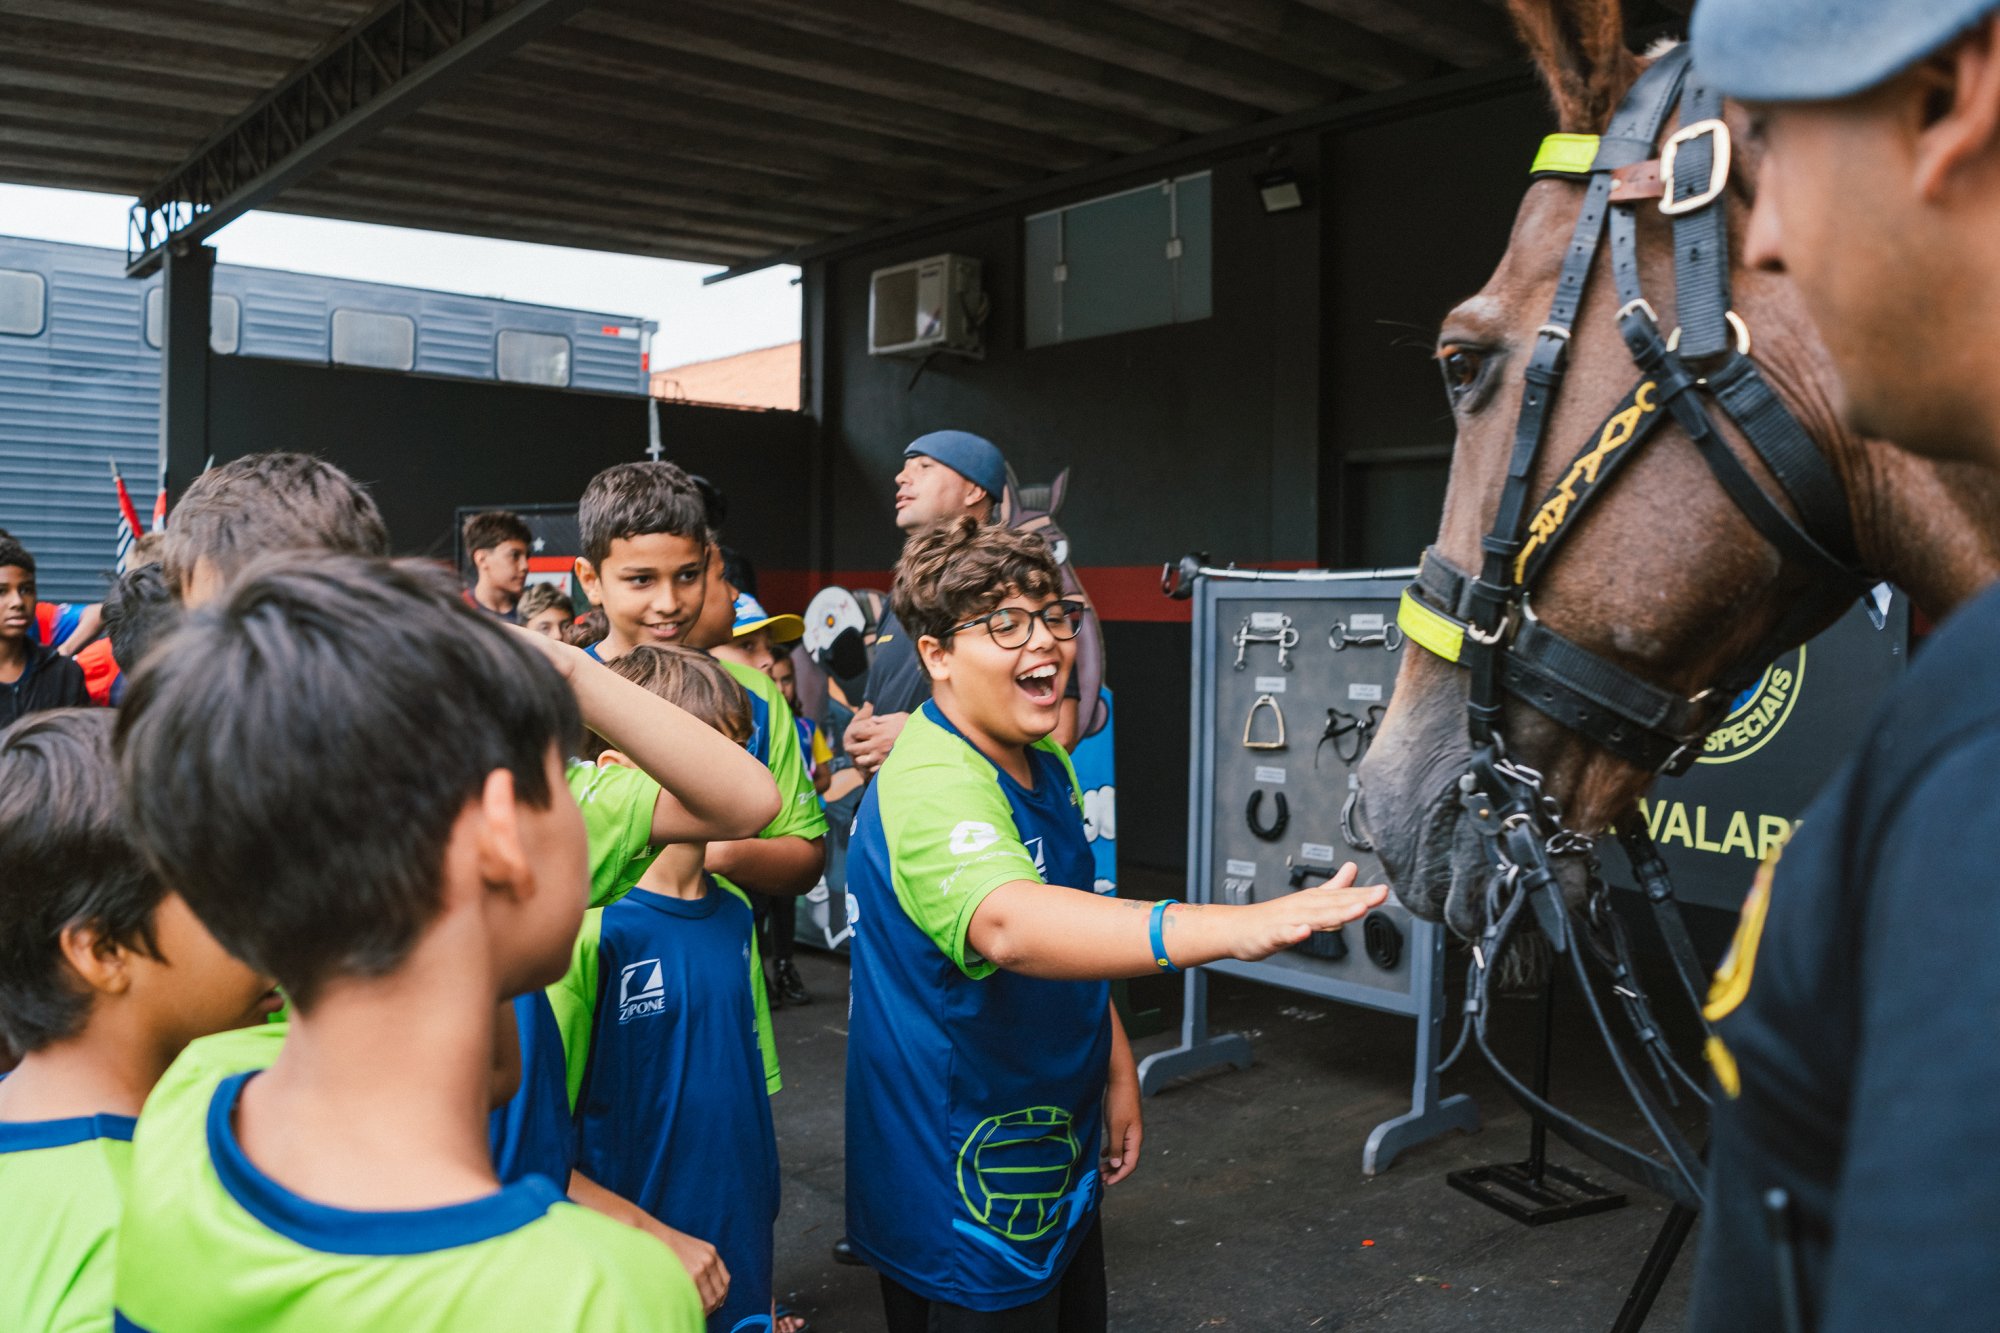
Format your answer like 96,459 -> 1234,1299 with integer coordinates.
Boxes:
1666,310 -> 1753,359
1658,117 -> 1731,216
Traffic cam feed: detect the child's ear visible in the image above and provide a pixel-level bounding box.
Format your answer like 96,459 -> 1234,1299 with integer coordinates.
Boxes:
57,920 -> 135,998
469,767 -> 532,903
597,748 -> 636,770
917,633 -> 951,684
572,557 -> 603,606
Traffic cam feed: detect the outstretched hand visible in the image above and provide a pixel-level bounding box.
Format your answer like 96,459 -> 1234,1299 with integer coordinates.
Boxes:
1228,862 -> 1387,962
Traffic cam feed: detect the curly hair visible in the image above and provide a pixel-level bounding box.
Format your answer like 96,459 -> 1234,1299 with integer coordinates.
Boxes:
891,516 -> 1062,645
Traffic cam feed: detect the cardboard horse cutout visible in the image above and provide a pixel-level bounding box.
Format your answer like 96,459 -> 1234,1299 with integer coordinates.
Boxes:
1000,466 -> 1109,740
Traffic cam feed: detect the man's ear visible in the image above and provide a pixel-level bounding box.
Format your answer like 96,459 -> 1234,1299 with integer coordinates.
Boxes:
57,920 -> 136,998
573,557 -> 603,607
471,767 -> 531,903
1912,17 -> 2000,202
597,748 -> 636,770
917,633 -> 951,683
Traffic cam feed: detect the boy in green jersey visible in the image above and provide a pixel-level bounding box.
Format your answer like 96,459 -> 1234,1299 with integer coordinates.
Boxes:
0,710 -> 277,1333
573,461 -> 828,948
108,556 -> 720,1331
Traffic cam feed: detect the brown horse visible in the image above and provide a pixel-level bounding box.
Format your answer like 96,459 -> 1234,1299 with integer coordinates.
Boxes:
1358,0 -> 2000,941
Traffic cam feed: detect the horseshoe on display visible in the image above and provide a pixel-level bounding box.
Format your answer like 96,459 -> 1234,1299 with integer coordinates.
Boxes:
1246,789 -> 1290,842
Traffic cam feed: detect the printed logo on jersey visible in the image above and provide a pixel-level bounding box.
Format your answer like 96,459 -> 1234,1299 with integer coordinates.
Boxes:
950,821 -> 1001,855
1024,836 -> 1047,875
618,958 -> 666,1024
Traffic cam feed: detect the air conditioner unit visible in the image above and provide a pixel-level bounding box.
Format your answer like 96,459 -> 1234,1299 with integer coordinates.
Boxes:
868,254 -> 983,358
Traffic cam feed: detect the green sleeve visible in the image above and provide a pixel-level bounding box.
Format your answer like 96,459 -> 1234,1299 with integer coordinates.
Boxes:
724,662 -> 829,844
878,742 -> 1045,980
567,761 -> 661,908
717,876 -> 782,1095
546,910 -> 604,1113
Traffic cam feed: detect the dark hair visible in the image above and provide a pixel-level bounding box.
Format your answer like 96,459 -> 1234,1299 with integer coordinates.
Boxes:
689,474 -> 727,533
578,461 -> 711,566
162,453 -> 389,593
0,710 -> 164,1052
566,605 -> 608,649
584,644 -> 750,759
115,554 -> 581,1011
462,510 -> 533,561
102,564 -> 180,675
718,544 -> 757,599
0,538 -> 34,577
892,516 -> 1062,644
516,582 -> 571,623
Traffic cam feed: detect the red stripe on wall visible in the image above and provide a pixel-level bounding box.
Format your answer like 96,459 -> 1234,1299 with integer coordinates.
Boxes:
527,555 -> 574,573
755,562 -> 1318,626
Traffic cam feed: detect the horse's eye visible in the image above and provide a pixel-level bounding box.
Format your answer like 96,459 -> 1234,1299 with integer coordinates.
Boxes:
1438,344 -> 1494,410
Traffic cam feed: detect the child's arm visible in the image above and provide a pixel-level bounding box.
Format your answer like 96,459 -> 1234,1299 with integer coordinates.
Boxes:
1102,1002 -> 1142,1185
965,865 -> 1385,981
706,834 -> 824,897
567,1171 -> 730,1315
513,629 -> 778,842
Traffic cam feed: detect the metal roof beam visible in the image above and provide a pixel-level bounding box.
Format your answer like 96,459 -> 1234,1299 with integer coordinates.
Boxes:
125,0 -> 593,277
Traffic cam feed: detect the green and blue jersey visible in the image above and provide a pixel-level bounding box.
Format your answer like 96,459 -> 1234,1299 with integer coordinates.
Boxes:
112,1027 -> 699,1332
0,1109 -> 134,1333
843,702 -> 1109,1311
550,874 -> 781,1333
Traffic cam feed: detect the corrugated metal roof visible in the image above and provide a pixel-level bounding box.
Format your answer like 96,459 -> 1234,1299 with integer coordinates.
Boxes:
0,0 -> 1566,268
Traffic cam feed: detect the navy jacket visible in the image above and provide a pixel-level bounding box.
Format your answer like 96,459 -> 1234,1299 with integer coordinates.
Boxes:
1,639 -> 88,728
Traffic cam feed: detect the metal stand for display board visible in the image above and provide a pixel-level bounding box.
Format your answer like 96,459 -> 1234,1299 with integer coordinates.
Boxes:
1135,565 -> 1478,1175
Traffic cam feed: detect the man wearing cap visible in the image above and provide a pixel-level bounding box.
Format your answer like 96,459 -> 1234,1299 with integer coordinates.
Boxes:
845,431 -> 1080,776
1685,3 -> 2000,1328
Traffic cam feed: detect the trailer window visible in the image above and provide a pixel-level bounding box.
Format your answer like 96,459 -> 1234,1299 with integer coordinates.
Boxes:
331,309 -> 415,371
497,330 -> 571,387
143,290 -> 241,354
0,270 -> 47,337
1024,172 -> 1211,348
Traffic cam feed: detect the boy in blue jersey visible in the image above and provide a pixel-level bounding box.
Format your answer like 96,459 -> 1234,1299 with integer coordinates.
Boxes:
0,709 -> 277,1333
108,556 -> 736,1331
551,643 -> 791,1333
846,520 -> 1387,1331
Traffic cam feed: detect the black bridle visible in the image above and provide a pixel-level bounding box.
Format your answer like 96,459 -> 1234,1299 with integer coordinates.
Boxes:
1395,45 -> 1870,1209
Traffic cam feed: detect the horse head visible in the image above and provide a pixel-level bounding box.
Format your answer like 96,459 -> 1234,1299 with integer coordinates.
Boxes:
1004,465 -> 1109,738
1358,0 -> 2000,942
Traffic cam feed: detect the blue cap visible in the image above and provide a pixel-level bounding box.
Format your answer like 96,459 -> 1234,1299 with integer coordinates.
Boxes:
903,430 -> 1007,501
1693,0 -> 2000,102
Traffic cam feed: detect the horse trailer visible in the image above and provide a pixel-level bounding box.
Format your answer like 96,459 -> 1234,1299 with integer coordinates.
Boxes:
0,234 -> 653,600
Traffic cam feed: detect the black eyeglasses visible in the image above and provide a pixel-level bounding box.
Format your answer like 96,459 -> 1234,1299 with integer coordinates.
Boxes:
946,600 -> 1085,649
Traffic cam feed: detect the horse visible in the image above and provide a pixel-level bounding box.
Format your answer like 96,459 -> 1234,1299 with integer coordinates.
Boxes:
1001,466 -> 1109,739
1357,0 -> 2000,955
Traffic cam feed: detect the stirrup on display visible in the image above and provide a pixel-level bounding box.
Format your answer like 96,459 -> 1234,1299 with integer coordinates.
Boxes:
1242,693 -> 1287,749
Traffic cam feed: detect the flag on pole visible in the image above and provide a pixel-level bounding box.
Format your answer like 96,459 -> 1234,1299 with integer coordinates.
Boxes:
110,460 -> 146,574
151,485 -> 168,533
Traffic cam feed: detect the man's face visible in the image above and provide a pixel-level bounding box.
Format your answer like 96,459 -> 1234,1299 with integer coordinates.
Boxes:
0,564 -> 31,645
894,454 -> 986,531
475,540 -> 530,597
1743,74 -> 1985,459
575,532 -> 708,654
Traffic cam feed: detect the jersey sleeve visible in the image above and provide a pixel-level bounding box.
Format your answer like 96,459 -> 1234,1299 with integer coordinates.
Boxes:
716,877 -> 782,1095
1822,731 -> 2000,1332
547,910 -> 605,1113
567,761 -> 661,908
877,746 -> 1044,980
756,687 -> 829,843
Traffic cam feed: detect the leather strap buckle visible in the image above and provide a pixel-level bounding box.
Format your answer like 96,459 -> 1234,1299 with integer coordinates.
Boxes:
1659,118 -> 1731,216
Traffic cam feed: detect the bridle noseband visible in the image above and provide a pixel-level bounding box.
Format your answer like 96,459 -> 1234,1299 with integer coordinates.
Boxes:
1393,45 -> 1871,1209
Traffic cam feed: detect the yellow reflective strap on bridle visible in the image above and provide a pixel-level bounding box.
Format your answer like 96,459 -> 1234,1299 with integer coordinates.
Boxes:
1530,133 -> 1601,178
1397,590 -> 1465,666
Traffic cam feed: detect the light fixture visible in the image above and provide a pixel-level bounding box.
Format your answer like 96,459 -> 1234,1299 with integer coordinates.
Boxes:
1256,167 -> 1305,214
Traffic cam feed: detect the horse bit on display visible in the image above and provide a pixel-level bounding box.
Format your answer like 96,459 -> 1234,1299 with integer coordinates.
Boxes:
1394,44 -> 1869,1212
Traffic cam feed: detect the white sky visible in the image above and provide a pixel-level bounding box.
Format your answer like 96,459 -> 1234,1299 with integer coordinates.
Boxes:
0,183 -> 801,370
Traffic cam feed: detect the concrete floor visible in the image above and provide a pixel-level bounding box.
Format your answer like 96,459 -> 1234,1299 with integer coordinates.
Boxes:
767,936 -> 1700,1333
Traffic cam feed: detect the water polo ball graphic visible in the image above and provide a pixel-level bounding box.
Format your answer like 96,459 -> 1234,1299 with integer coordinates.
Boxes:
957,1106 -> 1082,1242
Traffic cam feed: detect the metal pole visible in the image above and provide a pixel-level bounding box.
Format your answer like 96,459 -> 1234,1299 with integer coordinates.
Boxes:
158,244 -> 215,500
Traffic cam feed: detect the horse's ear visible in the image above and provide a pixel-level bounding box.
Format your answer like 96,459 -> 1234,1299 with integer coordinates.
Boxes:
1507,0 -> 1638,133
1047,468 -> 1069,515
997,462 -> 1021,527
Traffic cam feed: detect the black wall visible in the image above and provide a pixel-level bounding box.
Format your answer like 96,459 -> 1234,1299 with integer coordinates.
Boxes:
207,357 -> 815,567
811,83 -> 1554,873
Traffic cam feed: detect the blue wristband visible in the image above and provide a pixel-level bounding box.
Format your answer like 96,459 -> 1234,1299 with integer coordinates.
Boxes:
1149,899 -> 1181,973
